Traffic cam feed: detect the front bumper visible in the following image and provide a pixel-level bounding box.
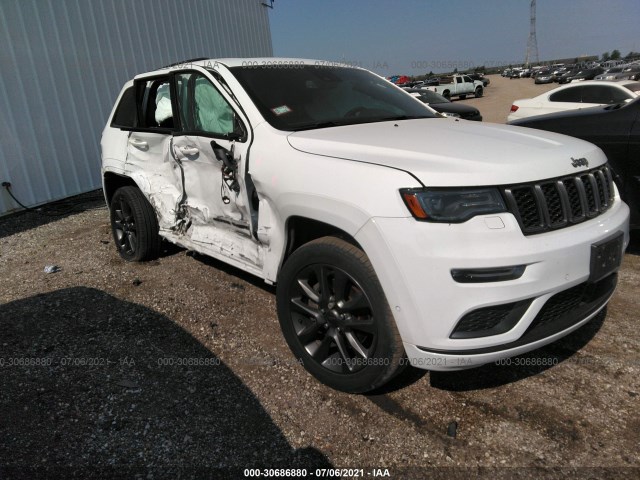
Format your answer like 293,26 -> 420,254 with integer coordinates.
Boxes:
355,199 -> 630,370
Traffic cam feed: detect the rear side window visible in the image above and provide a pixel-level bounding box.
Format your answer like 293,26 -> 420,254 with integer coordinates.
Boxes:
581,85 -> 631,104
111,87 -> 137,128
141,79 -> 175,129
549,87 -> 582,103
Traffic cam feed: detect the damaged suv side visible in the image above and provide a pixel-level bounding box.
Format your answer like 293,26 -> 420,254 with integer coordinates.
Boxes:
102,59 -> 630,393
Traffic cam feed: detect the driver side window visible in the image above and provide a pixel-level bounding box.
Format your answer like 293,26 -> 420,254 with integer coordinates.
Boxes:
176,72 -> 236,137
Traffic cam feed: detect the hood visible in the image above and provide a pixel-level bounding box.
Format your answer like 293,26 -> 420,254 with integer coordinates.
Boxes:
286,119 -> 606,186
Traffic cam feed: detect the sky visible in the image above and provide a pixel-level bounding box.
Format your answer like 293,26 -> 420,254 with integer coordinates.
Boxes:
268,0 -> 640,75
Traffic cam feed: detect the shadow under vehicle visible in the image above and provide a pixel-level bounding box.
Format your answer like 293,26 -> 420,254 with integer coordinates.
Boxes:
0,288 -> 333,477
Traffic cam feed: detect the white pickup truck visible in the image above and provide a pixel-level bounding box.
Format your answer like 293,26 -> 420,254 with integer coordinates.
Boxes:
424,74 -> 484,99
101,58 -> 629,393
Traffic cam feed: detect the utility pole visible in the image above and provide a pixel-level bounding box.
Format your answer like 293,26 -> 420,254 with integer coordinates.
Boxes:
525,0 -> 539,67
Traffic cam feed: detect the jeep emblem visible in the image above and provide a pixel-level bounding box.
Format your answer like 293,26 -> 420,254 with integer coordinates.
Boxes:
571,157 -> 589,168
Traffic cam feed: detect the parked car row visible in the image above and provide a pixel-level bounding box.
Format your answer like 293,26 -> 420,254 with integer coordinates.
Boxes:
595,64 -> 640,81
558,67 -> 605,84
530,65 -> 593,84
531,62 -> 640,84
502,68 -> 532,78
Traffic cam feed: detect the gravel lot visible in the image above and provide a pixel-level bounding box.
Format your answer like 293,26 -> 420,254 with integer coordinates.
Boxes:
1,75 -> 639,479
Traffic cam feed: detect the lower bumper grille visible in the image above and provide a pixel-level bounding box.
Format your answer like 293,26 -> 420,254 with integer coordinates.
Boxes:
525,273 -> 617,339
451,300 -> 532,338
445,273 -> 617,348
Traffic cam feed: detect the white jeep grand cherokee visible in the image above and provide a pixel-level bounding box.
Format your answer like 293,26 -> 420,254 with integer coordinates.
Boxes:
101,58 -> 630,393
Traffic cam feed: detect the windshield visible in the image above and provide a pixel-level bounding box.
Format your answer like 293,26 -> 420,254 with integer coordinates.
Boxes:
230,65 -> 436,131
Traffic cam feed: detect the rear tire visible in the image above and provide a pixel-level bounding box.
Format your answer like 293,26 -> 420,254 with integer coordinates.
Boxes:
110,186 -> 161,262
276,237 -> 405,393
443,91 -> 451,100
475,87 -> 483,98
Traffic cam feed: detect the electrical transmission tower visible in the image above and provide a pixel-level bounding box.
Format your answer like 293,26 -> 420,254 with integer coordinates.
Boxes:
525,0 -> 539,66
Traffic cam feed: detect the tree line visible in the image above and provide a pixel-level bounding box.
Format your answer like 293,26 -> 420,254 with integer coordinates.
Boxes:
601,50 -> 639,62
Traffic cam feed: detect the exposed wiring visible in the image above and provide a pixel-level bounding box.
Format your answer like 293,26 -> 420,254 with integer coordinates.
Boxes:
1,182 -> 103,217
168,137 -> 191,233
211,141 -> 240,204
2,183 -> 32,211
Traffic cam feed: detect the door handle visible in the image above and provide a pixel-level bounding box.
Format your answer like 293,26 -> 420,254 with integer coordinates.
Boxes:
179,146 -> 199,156
128,138 -> 148,149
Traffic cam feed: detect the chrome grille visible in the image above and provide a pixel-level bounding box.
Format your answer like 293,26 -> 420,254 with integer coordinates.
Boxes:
503,165 -> 615,235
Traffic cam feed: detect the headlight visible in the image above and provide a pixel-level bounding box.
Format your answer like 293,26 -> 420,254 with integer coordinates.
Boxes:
440,112 -> 461,118
400,188 -> 506,222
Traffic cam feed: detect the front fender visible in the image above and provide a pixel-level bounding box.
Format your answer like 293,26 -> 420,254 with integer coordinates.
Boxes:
249,131 -> 421,281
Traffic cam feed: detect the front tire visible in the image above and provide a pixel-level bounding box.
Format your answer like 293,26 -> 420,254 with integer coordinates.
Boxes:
276,237 -> 405,393
110,186 -> 161,262
475,87 -> 483,98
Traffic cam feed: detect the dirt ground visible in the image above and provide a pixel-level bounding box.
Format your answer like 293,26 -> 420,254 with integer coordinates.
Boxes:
1,76 -> 639,479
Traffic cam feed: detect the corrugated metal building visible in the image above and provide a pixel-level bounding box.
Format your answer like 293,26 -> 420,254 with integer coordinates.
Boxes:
0,0 -> 273,215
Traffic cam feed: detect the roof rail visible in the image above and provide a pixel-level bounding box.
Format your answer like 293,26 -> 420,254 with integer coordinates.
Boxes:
161,57 -> 209,69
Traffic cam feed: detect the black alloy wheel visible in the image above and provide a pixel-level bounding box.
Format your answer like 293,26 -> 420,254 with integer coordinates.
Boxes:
110,186 -> 161,262
276,237 -> 405,393
289,263 -> 377,374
